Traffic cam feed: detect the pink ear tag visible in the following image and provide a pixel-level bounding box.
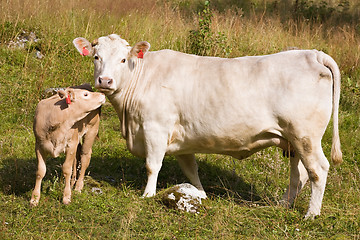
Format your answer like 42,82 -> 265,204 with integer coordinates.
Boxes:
82,47 -> 89,56
137,49 -> 143,59
66,95 -> 71,104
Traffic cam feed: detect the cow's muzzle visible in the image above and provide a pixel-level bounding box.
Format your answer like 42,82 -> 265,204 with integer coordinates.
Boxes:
96,77 -> 113,90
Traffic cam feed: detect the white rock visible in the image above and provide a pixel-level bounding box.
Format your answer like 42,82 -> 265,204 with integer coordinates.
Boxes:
161,183 -> 206,213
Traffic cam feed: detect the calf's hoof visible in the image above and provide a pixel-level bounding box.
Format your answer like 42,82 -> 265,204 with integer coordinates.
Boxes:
62,196 -> 71,205
29,199 -> 39,207
74,183 -> 84,193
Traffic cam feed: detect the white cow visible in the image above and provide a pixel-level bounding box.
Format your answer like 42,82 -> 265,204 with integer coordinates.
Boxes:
73,34 -> 342,219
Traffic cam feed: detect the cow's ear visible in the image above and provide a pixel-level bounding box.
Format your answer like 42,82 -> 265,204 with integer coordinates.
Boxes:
73,37 -> 94,57
130,41 -> 150,58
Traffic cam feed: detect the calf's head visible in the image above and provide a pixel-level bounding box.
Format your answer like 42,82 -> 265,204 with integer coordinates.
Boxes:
73,34 -> 150,95
58,88 -> 105,119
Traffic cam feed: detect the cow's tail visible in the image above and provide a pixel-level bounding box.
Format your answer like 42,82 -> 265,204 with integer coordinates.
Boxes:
320,51 -> 343,165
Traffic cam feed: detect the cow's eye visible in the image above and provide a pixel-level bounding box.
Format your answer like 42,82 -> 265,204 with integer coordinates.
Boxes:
94,55 -> 99,60
121,59 -> 126,63
84,93 -> 88,97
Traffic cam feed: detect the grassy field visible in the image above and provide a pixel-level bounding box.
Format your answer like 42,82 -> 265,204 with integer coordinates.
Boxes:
0,0 -> 360,239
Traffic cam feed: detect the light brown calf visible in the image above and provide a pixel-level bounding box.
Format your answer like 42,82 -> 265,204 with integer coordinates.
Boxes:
30,84 -> 105,206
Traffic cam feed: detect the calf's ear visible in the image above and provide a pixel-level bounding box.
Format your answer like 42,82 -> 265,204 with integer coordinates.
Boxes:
130,41 -> 150,58
58,90 -> 66,99
66,89 -> 76,102
73,37 -> 94,56
58,89 -> 75,104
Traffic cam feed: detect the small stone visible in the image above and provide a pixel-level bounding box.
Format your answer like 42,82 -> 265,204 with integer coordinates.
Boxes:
91,187 -> 103,195
36,51 -> 44,59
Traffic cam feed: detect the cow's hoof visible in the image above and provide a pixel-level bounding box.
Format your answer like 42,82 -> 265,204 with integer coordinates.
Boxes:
304,212 -> 319,220
198,190 -> 207,199
142,191 -> 156,198
278,199 -> 291,209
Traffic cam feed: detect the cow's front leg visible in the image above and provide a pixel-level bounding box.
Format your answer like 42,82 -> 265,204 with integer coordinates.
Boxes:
142,125 -> 168,197
143,150 -> 166,197
176,154 -> 206,198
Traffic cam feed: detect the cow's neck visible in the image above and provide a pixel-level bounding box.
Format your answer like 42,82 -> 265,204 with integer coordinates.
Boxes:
108,57 -> 144,141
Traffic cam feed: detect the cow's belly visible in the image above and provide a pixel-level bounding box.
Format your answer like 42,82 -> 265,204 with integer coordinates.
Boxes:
165,127 -> 288,158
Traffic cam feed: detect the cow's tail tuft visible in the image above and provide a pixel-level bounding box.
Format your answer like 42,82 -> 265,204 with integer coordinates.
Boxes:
319,51 -> 343,165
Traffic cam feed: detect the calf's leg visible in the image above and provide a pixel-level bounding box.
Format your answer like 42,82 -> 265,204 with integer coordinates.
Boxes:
74,148 -> 92,192
62,138 -> 78,204
30,146 -> 46,206
71,143 -> 82,188
74,122 -> 98,192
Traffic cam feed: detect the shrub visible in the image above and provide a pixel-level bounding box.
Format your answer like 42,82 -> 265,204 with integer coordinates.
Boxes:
187,1 -> 232,57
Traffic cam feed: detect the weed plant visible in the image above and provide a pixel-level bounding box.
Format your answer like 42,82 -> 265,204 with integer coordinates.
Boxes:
0,0 -> 359,239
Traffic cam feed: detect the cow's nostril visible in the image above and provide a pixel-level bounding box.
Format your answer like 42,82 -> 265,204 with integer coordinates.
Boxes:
98,77 -> 102,84
108,79 -> 113,85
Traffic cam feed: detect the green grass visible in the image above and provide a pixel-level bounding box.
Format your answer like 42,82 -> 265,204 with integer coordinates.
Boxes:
0,0 -> 360,239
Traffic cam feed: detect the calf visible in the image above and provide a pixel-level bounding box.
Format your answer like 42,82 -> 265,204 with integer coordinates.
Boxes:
30,84 -> 105,206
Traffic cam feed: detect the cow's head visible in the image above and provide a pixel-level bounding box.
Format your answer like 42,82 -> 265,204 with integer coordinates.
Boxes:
73,34 -> 150,95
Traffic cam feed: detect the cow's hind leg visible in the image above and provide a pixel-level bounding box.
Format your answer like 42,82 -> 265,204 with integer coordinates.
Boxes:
293,137 -> 330,219
281,152 -> 309,207
176,154 -> 206,198
30,146 -> 46,207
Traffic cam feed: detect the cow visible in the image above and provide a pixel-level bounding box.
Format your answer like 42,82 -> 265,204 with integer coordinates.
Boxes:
30,84 -> 106,206
73,34 -> 342,219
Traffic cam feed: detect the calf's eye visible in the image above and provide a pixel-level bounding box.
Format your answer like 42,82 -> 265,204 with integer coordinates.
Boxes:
121,59 -> 126,63
94,56 -> 99,60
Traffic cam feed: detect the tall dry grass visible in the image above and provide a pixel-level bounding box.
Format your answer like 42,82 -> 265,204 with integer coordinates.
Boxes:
1,0 -> 360,110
